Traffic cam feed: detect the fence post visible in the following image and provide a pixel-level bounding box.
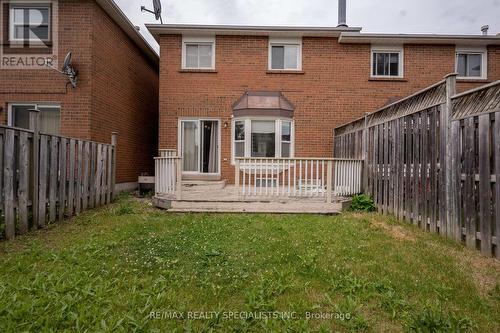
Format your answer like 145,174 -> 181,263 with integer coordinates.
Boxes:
444,73 -> 457,239
326,160 -> 333,203
235,159 -> 240,197
176,158 -> 182,200
111,132 -> 118,200
29,109 -> 40,228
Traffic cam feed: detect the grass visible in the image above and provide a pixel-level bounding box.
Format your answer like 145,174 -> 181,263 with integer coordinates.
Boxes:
0,195 -> 499,332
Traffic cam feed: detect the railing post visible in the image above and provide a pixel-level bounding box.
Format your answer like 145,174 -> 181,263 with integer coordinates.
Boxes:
326,160 -> 333,203
111,132 -> 118,200
176,158 -> 182,200
444,73 -> 458,239
235,159 -> 240,198
29,109 -> 40,227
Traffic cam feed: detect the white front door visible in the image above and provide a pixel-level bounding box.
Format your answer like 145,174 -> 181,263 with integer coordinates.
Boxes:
180,119 -> 220,175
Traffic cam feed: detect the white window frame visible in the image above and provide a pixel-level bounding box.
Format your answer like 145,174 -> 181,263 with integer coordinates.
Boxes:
370,46 -> 404,78
268,37 -> 302,71
181,36 -> 216,70
8,102 -> 61,131
231,117 -> 295,164
177,117 -> 221,175
455,47 -> 487,80
9,3 -> 51,42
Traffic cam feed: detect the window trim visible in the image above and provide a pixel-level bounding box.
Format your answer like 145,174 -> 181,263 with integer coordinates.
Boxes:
181,36 -> 216,70
268,37 -> 302,71
370,46 -> 404,78
9,4 -> 51,43
231,117 -> 294,164
8,102 -> 61,132
455,47 -> 487,80
177,117 -> 221,176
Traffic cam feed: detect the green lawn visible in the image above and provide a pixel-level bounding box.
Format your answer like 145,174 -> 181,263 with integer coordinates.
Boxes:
1,195 -> 499,332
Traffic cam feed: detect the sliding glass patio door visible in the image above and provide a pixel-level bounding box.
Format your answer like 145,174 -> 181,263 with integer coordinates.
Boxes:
180,120 -> 219,174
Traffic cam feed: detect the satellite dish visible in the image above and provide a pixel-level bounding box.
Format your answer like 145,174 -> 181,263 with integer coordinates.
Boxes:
47,51 -> 78,88
62,52 -> 72,71
141,0 -> 163,24
153,0 -> 162,21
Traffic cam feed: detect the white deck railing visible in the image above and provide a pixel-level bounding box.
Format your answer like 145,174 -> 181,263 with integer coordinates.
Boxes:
235,158 -> 363,202
154,155 -> 182,197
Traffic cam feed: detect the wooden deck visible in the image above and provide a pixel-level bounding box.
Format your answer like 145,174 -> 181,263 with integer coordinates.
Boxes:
153,185 -> 350,214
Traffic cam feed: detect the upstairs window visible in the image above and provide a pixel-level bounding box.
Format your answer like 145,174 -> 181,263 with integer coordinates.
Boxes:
182,36 -> 215,69
371,47 -> 403,78
456,49 -> 486,79
269,38 -> 302,70
9,5 -> 50,42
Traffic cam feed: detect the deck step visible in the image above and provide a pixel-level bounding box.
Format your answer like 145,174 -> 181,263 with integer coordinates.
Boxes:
166,200 -> 343,214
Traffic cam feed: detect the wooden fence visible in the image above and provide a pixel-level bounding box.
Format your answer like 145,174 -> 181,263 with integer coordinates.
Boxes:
334,75 -> 500,258
0,109 -> 117,240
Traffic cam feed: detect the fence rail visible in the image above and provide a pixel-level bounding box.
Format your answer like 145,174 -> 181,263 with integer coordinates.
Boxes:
334,75 -> 500,258
0,110 -> 117,240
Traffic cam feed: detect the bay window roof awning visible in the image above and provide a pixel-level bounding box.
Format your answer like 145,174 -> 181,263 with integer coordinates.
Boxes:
232,91 -> 294,118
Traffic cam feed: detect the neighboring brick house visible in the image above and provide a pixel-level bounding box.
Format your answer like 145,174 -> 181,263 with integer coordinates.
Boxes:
0,0 -> 159,190
147,23 -> 500,183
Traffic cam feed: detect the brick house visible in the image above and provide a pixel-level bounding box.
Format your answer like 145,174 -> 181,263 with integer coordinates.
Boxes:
147,20 -> 500,184
0,0 -> 158,190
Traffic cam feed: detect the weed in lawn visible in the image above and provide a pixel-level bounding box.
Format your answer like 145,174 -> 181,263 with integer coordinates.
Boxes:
405,302 -> 476,332
114,201 -> 135,216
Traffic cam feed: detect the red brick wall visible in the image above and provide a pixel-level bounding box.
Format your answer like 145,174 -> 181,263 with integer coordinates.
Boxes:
90,2 -> 158,183
0,0 -> 93,138
158,34 -> 500,182
0,0 -> 159,184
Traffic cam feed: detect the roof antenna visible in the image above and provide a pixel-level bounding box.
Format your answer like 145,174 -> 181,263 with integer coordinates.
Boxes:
141,0 -> 163,24
47,51 -> 78,88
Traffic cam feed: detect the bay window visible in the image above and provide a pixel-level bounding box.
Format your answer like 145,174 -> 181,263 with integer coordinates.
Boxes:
232,118 -> 293,162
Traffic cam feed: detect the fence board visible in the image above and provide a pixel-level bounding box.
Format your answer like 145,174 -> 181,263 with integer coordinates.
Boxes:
464,117 -> 476,249
38,135 -> 48,227
101,145 -> 108,206
49,137 -> 58,222
439,104 -> 447,235
67,139 -> 75,217
89,142 -> 96,209
17,132 -> 29,234
95,144 -> 103,207
58,138 -> 67,222
75,141 -> 83,214
82,142 -> 90,210
478,114 -> 492,256
495,112 -> 500,258
107,145 -> 112,204
3,130 -> 15,239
